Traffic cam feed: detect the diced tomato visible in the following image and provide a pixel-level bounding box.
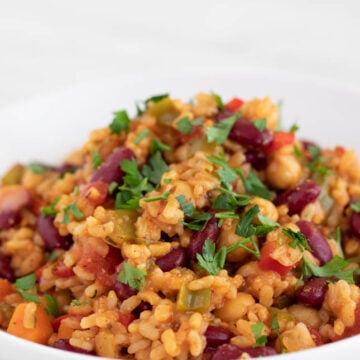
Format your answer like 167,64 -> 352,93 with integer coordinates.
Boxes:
258,241 -> 292,276
308,327 -> 324,346
52,263 -> 75,278
264,132 -> 295,154
36,261 -> 55,282
225,97 -> 244,112
29,196 -> 47,216
52,314 -> 88,332
118,313 -> 135,329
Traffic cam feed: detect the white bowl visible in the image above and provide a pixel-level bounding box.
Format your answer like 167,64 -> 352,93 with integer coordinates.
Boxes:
0,73 -> 359,359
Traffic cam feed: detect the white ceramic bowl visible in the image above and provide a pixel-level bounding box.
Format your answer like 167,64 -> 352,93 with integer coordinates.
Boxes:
0,73 -> 359,360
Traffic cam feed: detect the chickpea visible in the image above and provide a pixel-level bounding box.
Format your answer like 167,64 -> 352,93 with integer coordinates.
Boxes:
214,292 -> 255,322
266,154 -> 301,190
246,197 -> 279,224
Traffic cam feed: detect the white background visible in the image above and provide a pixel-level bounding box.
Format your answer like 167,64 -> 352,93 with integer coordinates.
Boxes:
0,0 -> 360,108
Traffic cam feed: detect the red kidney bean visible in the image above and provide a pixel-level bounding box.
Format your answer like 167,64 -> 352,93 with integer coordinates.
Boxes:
187,217 -> 221,259
297,220 -> 332,265
245,150 -> 267,170
113,281 -> 138,301
155,247 -> 186,271
211,344 -> 277,360
0,252 -> 15,281
0,186 -> 30,229
133,301 -> 152,317
54,339 -> 96,355
79,181 -> 109,206
229,118 -> 273,149
205,326 -> 233,347
57,163 -> 79,175
37,215 -> 72,250
91,147 -> 135,184
295,277 -> 329,307
274,180 -> 321,215
350,213 -> 360,238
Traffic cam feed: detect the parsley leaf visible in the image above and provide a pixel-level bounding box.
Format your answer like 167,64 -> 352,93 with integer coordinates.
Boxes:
28,163 -> 49,175
176,195 -> 195,217
72,299 -> 89,306
289,124 -> 299,133
251,323 -> 267,348
254,118 -> 267,131
213,187 -> 250,208
236,206 -> 260,238
145,94 -> 169,105
142,191 -> 170,203
141,151 -> 169,187
40,197 -> 59,217
206,114 -> 238,145
307,145 -> 333,176
212,193 -> 234,211
293,144 -> 305,158
181,212 -> 212,231
15,273 -> 40,303
44,294 -> 59,317
197,239 -> 226,275
150,139 -> 171,154
91,149 -> 102,169
208,154 -> 238,189
109,110 -> 130,134
47,251 -> 58,263
255,213 -> 280,236
351,200 -> 360,213
238,169 -> 272,200
121,159 -> 143,187
212,92 -> 225,110
116,178 -> 151,210
271,313 -> 280,332
282,228 -> 311,252
176,116 -> 204,135
303,255 -> 355,284
118,262 -> 147,291
134,129 -> 150,144
62,203 -> 84,224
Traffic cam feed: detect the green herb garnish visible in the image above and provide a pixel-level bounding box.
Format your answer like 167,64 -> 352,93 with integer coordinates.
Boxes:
109,110 -> 130,134
62,203 -> 84,224
142,151 -> 169,187
142,191 -> 170,203
181,212 -> 212,231
28,163 -> 49,175
133,129 -> 150,144
282,228 -> 311,252
254,118 -> 267,131
118,263 -> 147,291
145,94 -> 169,105
238,169 -> 272,200
44,294 -> 59,316
176,195 -> 195,217
40,197 -> 60,217
91,149 -> 102,169
208,153 -> 238,189
150,139 -> 171,154
15,273 -> 40,303
205,114 -> 238,145
251,323 -> 267,347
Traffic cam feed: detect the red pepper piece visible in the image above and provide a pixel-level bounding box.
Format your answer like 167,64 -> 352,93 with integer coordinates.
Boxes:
264,132 -> 295,154
225,97 -> 244,112
258,241 -> 292,276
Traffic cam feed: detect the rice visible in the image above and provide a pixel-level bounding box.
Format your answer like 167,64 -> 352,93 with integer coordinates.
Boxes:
1,92 -> 360,359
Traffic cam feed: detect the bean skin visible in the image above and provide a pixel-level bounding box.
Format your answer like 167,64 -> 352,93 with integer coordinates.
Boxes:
295,277 -> 329,307
275,180 -> 321,215
350,213 -> 360,238
229,118 -> 273,149
297,220 -> 332,265
113,281 -> 138,301
187,217 -> 221,260
211,344 -> 277,360
37,215 -> 72,250
205,326 -> 233,347
91,147 -> 135,184
0,252 -> 15,281
155,247 -> 186,271
133,301 -> 152,317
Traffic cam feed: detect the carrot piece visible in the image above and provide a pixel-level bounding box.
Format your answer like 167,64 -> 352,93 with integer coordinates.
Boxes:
0,279 -> 14,301
7,302 -> 53,344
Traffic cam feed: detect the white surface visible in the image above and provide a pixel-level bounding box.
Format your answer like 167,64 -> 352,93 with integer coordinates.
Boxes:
0,73 -> 360,359
0,0 -> 360,108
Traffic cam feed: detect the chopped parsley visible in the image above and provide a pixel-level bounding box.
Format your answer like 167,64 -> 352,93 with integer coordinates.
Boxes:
44,294 -> 59,316
282,228 -> 311,252
212,193 -> 234,211
213,187 -> 251,208
254,118 -> 267,131
176,116 -> 204,135
145,94 -> 169,105
181,212 -> 212,231
302,255 -> 355,284
208,154 -> 238,189
238,169 -> 272,200
293,144 -> 305,158
28,163 -> 49,175
307,145 -> 334,176
109,181 -> 119,195
271,313 -> 280,332
212,92 -> 225,110
176,195 -> 195,217
289,123 -> 299,133
133,129 -> 150,144
118,262 -> 147,291
62,203 -> 84,224
40,197 -> 59,217
109,110 -> 130,134
251,323 -> 267,347
142,151 -> 169,187
91,149 -> 102,169
205,113 -> 238,145
255,213 -> 280,236
142,191 -> 170,203
72,299 -> 89,306
46,251 -> 58,263
236,205 -> 260,238
150,139 -> 171,154
350,199 -> 360,213
15,273 -> 40,303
